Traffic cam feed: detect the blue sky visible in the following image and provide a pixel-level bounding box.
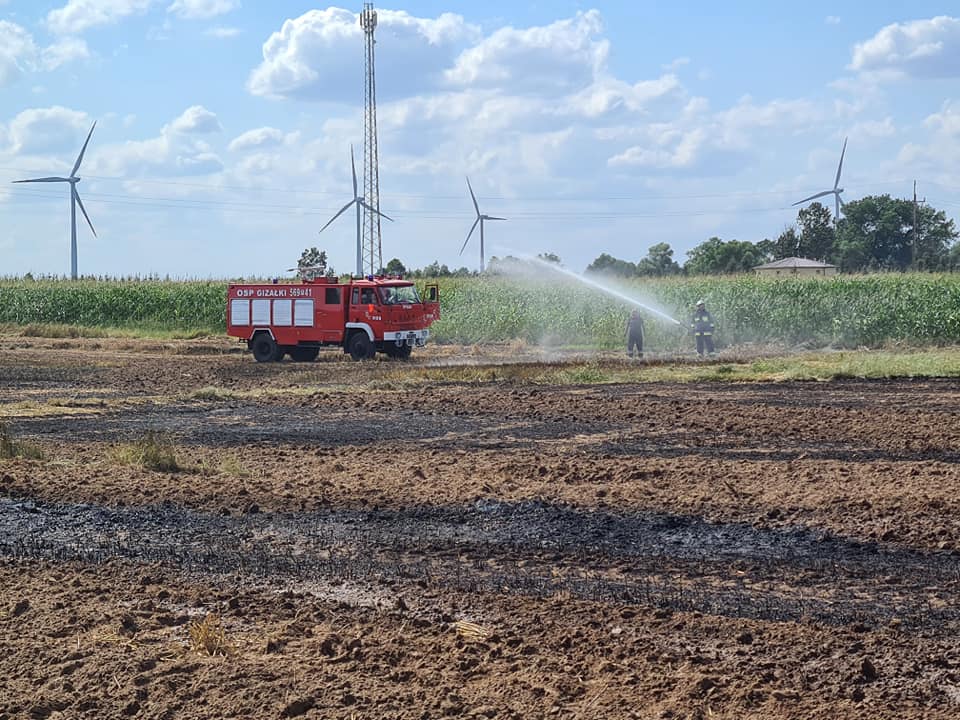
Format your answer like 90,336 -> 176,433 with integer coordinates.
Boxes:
2,1 -> 960,277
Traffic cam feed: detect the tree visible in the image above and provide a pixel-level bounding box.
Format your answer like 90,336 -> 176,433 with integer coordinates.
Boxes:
797,202 -> 836,260
684,237 -> 772,275
420,261 -> 441,277
772,226 -> 801,259
297,247 -> 333,279
384,258 -> 407,275
948,242 -> 960,270
914,204 -> 959,270
585,253 -> 637,277
636,242 -> 681,277
835,195 -> 958,271
537,252 -> 562,264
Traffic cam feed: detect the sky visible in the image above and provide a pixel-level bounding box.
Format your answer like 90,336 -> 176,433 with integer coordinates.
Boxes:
2,1 -> 960,278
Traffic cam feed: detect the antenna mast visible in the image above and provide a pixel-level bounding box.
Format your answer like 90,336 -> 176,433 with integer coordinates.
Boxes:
360,3 -> 382,276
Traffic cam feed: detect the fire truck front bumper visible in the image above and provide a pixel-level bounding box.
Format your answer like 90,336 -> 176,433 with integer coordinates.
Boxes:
383,329 -> 430,347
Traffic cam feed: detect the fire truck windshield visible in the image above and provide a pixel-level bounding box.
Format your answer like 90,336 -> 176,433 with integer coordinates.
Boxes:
379,285 -> 421,305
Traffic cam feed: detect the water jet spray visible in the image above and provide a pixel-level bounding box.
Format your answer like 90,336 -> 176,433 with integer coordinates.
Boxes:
522,256 -> 683,326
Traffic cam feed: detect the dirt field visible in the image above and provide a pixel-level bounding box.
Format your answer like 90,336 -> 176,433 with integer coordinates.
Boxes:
1,336 -> 959,719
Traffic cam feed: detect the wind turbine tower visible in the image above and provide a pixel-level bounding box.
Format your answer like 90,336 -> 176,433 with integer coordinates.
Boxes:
13,122 -> 97,280
360,3 -> 383,276
318,145 -> 392,276
460,177 -> 506,273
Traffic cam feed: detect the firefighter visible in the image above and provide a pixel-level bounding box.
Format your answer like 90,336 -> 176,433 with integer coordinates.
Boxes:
691,299 -> 715,356
626,309 -> 644,358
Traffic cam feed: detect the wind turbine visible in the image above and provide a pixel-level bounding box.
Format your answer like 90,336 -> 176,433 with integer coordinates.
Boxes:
459,177 -> 505,273
13,121 -> 98,280
793,136 -> 848,225
318,145 -> 392,276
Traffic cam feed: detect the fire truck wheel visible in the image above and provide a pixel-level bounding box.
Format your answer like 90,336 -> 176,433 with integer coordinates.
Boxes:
289,347 -> 319,362
251,334 -> 279,363
348,332 -> 375,361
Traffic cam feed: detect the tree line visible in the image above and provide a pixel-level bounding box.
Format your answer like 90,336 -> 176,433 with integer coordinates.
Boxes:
299,194 -> 960,279
584,195 -> 960,277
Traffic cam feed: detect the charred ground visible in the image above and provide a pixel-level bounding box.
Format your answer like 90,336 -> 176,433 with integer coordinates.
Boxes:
1,337 -> 959,719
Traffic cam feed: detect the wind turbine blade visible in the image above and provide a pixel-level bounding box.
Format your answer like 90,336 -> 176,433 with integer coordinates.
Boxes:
318,199 -> 356,233
460,217 -> 480,255
12,177 -> 71,183
71,121 -> 97,177
793,190 -> 833,205
466,176 -> 480,217
350,145 -> 358,198
486,216 -> 507,221
358,199 -> 393,222
834,136 -> 847,190
73,187 -> 96,237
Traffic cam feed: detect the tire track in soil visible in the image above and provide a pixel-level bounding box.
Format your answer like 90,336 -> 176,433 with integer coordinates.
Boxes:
2,497 -> 958,631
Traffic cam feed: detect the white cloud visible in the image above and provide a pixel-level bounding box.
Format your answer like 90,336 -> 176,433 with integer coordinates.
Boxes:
850,16 -> 960,78
849,117 -> 896,139
608,128 -> 707,170
825,16 -> 841,26
716,96 -> 821,137
0,21 -> 36,87
605,95 -> 822,173
248,8 -> 477,101
564,74 -> 681,118
205,26 -> 241,38
228,126 -> 287,152
91,108 -> 225,178
167,0 -> 239,20
4,106 -> 91,155
923,101 -> 960,136
445,10 -> 607,96
47,0 -> 156,35
894,102 -> 960,184
662,57 -> 690,72
169,105 -> 221,133
40,37 -> 91,70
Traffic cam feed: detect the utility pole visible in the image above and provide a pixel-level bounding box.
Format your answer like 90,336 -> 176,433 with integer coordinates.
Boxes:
912,180 -> 926,271
360,3 -> 382,277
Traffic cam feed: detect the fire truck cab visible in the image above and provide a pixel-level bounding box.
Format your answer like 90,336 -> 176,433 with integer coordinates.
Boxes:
226,276 -> 440,362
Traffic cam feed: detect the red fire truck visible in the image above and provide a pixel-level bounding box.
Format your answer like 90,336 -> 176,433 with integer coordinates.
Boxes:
226,276 -> 440,362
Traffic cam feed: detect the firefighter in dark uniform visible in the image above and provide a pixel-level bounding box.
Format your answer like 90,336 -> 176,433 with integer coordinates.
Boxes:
691,299 -> 715,356
626,309 -> 644,358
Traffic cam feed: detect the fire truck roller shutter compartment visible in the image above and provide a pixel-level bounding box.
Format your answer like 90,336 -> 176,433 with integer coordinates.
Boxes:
273,299 -> 293,326
230,299 -> 250,326
294,299 -> 315,327
251,299 -> 271,326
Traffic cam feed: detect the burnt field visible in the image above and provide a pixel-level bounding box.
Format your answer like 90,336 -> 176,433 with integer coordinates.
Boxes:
1,337 -> 960,719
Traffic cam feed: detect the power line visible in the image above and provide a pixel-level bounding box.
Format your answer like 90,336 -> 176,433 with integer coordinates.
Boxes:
0,164 -> 912,203
5,186 -> 803,221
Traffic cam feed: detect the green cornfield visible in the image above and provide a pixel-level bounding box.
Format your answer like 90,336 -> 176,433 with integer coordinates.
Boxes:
0,274 -> 958,349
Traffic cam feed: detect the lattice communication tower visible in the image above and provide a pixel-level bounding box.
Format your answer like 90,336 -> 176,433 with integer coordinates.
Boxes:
360,3 -> 382,275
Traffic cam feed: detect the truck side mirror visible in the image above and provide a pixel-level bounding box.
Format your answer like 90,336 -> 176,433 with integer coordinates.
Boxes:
428,287 -> 437,302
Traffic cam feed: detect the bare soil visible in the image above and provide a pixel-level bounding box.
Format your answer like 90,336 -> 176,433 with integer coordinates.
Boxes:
1,336 -> 959,719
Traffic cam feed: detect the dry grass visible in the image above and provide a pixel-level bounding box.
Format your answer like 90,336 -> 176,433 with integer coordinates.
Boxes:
190,386 -> 239,401
110,431 -> 182,473
188,613 -> 232,656
454,620 -> 492,641
0,421 -> 44,460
